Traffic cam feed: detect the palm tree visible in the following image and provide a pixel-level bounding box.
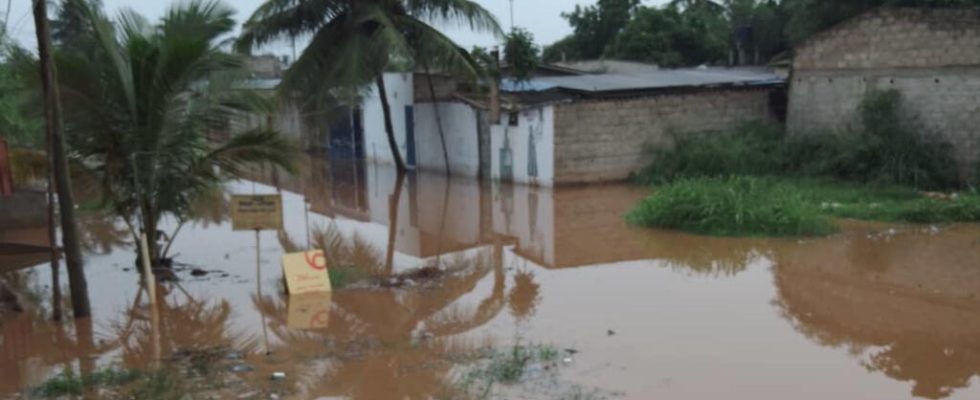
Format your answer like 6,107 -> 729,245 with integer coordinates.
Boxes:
54,0 -> 297,268
237,0 -> 502,173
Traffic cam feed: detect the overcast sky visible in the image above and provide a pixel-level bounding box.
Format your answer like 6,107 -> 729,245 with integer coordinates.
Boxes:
4,0 -> 666,56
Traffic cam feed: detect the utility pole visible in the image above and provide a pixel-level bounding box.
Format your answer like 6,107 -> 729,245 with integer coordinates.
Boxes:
509,0 -> 514,31
33,0 -> 91,318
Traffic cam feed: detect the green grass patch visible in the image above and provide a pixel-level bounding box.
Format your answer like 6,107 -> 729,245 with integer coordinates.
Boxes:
32,367 -> 142,397
627,177 -> 837,237
629,177 -> 980,237
328,265 -> 370,289
457,343 -> 564,398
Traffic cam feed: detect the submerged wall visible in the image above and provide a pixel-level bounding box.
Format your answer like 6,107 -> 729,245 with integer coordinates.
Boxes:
788,8 -> 980,180
414,102 -> 481,177
362,73 -> 415,167
490,106 -> 556,187
552,88 -> 776,184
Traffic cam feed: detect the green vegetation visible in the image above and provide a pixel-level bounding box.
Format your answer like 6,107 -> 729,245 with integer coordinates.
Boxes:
458,343 -> 563,396
503,28 -> 541,82
54,0 -> 297,267
630,90 -> 979,236
545,0 -> 980,66
636,90 -> 961,190
32,367 -> 141,397
0,34 -> 41,147
629,177 -> 979,236
238,0 -> 502,172
628,177 -> 837,237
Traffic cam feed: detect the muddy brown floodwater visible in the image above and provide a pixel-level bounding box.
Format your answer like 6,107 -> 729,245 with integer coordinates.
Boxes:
2,157 -> 979,399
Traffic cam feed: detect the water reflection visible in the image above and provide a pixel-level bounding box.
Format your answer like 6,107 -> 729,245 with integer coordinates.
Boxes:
2,156 -> 980,399
774,225 -> 980,399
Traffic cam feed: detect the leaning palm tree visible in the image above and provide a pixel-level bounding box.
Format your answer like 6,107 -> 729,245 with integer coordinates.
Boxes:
54,0 -> 297,267
237,0 -> 502,173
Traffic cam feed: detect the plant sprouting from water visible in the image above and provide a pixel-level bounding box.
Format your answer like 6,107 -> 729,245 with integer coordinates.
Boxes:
53,0 -> 297,268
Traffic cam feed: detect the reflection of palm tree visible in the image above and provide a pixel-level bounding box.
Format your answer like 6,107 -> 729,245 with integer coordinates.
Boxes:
251,236 -> 507,399
0,273 -> 112,395
76,213 -> 130,255
508,270 -> 540,320
110,286 -> 258,369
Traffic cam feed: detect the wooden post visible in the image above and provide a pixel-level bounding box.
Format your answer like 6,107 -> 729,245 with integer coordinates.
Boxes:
0,138 -> 12,197
33,0 -> 90,317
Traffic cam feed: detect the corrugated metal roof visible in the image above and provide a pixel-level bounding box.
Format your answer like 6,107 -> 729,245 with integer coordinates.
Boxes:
503,67 -> 783,94
500,79 -> 558,92
235,78 -> 281,91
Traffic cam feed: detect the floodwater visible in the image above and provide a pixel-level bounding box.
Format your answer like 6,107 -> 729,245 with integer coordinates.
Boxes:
2,157 -> 980,399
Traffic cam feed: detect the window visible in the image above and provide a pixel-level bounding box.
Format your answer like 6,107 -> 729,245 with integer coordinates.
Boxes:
508,112 -> 519,127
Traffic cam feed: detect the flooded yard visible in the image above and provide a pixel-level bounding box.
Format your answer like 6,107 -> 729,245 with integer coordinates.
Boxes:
2,158 -> 979,399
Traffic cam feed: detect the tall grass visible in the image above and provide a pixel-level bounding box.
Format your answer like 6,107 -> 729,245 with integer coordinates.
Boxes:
627,177 -> 837,237
634,90 -> 963,190
628,177 -> 980,236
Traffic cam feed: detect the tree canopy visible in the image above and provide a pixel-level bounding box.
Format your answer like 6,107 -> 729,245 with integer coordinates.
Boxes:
54,0 -> 297,265
504,28 -> 540,82
545,0 -> 980,66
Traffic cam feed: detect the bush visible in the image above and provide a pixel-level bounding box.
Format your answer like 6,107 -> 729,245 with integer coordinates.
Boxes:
627,177 -> 836,237
633,90 -> 962,190
633,121 -> 785,185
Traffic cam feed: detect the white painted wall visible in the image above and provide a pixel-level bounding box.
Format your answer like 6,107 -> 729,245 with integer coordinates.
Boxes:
362,162 -> 484,261
490,182 -> 555,266
413,102 -> 481,177
490,106 -> 556,186
362,73 -> 414,167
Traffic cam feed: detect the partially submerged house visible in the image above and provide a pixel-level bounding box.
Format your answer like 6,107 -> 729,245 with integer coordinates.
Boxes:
340,65 -> 785,186
235,58 -> 785,186
488,67 -> 785,185
787,7 -> 980,180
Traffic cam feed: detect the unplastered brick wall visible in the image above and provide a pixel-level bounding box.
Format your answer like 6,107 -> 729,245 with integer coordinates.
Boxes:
794,8 -> 980,71
552,88 -> 776,184
788,8 -> 980,180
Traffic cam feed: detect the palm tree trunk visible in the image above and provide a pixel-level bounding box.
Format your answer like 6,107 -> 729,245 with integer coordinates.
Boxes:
46,113 -> 62,322
384,172 -> 406,275
422,62 -> 450,174
33,0 -> 90,318
375,75 -> 407,173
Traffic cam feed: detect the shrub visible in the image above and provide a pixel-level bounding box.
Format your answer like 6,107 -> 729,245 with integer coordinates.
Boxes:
633,121 -> 785,185
627,177 -> 836,237
633,90 -> 962,190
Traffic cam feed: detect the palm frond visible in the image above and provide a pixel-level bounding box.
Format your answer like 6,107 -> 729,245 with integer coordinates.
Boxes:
203,128 -> 299,177
236,0 -> 347,53
405,0 -> 502,36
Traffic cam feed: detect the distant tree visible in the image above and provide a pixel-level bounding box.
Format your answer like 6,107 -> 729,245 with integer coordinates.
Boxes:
545,0 -> 639,61
51,0 -> 102,49
607,5 -> 727,66
504,28 -> 540,82
542,35 -> 578,63
0,36 -> 41,146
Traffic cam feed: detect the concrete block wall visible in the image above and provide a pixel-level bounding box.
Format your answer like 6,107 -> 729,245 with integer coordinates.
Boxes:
552,89 -> 776,184
788,69 -> 980,179
789,8 -> 980,180
794,8 -> 980,71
